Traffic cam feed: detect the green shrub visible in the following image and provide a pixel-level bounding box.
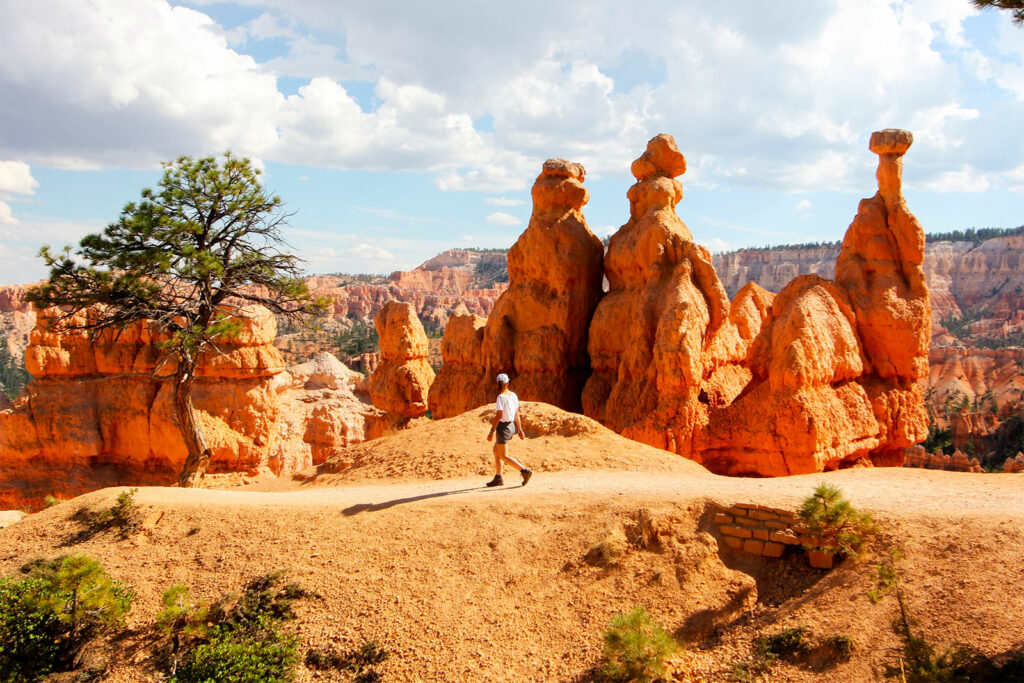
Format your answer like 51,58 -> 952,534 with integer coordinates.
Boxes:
156,584 -> 210,639
822,634 -> 855,661
170,619 -> 299,683
599,607 -> 679,682
163,570 -> 313,683
0,577 -> 67,681
799,483 -> 875,557
77,488 -> 142,537
754,626 -> 811,662
0,556 -> 134,682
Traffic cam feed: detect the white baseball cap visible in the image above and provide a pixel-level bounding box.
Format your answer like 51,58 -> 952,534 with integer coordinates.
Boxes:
496,373 -> 510,384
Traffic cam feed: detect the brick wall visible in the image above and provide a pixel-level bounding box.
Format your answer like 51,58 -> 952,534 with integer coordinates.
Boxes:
712,503 -> 816,558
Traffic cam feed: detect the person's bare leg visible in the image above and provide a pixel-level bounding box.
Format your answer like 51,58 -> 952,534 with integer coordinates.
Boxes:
494,443 -> 525,473
493,443 -> 505,475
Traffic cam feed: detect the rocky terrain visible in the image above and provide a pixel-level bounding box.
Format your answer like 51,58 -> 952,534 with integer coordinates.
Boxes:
1,405 -> 1021,681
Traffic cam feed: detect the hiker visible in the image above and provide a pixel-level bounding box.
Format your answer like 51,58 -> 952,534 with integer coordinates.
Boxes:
485,373 -> 533,487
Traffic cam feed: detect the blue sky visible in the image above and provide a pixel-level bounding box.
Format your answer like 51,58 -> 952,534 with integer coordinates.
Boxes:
1,0 -> 1022,284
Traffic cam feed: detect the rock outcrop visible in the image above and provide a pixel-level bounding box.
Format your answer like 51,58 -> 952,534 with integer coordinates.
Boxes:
0,308 -> 388,509
0,306 -> 285,508
274,352 -> 389,467
582,134 -> 763,458
430,159 -> 604,417
904,445 -> 984,473
369,301 -> 435,419
577,131 -> 929,475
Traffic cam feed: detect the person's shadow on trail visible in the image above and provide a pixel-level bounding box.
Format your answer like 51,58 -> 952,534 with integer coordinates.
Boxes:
341,484 -> 510,516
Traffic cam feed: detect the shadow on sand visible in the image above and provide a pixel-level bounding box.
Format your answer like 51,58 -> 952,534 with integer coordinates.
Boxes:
341,484 -> 509,516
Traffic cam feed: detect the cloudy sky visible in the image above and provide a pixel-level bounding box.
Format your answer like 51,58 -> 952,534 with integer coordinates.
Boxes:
1,0 -> 1022,284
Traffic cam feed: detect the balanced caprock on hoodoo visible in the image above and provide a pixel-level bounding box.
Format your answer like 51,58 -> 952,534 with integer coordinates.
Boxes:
433,129 -> 930,477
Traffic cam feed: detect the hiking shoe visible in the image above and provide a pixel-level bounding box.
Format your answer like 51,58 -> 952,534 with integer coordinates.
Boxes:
521,469 -> 533,486
485,475 -> 504,487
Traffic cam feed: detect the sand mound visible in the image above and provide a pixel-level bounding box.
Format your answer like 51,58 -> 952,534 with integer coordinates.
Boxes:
291,401 -> 709,486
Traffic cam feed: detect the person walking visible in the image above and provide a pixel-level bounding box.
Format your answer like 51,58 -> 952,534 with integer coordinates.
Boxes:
485,373 -> 533,487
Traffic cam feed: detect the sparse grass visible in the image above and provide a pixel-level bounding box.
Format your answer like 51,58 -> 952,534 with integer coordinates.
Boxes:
598,607 -> 679,682
868,549 -> 1024,682
585,532 -> 628,567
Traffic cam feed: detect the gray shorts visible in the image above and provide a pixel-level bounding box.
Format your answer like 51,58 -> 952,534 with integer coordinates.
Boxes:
495,421 -> 515,444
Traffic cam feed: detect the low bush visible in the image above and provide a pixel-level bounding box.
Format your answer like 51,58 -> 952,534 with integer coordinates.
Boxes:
161,570 -> 314,683
305,640 -> 389,681
170,619 -> 300,683
76,488 -> 142,537
598,607 -> 679,682
754,626 -> 812,662
0,555 -> 134,682
799,483 -> 875,557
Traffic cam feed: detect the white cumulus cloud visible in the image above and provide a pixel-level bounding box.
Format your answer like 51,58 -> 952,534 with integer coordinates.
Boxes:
486,212 -> 521,226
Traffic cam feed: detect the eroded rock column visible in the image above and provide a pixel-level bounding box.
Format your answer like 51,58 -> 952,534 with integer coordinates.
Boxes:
429,159 -> 604,417
368,300 -> 435,419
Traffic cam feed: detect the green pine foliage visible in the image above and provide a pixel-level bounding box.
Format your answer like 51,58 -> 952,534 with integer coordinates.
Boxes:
170,620 -> 300,683
598,607 -> 679,682
27,153 -> 327,485
0,556 -> 135,682
798,483 -> 876,557
0,337 -> 30,401
161,570 -> 312,683
970,1 -> 1024,26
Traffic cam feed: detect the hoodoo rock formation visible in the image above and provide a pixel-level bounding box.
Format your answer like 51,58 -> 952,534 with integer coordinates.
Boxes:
369,301 -> 435,419
576,131 -> 930,475
0,308 -> 388,508
427,304 -> 487,419
0,306 -> 285,507
429,159 -> 604,417
582,134 -> 759,457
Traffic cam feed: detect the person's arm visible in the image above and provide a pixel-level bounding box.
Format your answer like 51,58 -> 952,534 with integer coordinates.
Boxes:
487,401 -> 504,441
514,411 -> 525,439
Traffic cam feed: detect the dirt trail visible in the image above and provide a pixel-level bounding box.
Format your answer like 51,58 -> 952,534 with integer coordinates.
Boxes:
2,404 -> 1022,681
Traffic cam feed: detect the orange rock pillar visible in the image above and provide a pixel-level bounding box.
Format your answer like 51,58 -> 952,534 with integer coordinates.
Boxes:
368,301 -> 435,419
429,159 -> 604,417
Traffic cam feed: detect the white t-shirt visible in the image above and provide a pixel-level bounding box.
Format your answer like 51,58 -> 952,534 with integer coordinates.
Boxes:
495,391 -> 519,423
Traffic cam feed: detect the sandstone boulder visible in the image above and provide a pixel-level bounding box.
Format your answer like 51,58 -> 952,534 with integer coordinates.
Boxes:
369,301 -> 435,419
430,159 -> 604,416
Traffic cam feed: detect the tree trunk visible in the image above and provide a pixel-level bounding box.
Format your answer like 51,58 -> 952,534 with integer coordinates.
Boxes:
174,360 -> 210,488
